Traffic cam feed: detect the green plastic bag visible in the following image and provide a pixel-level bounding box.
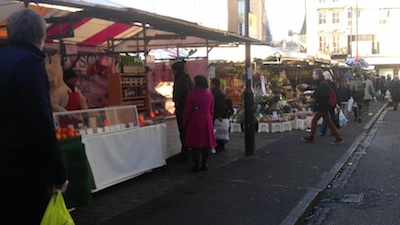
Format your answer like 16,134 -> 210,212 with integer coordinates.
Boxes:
40,190 -> 76,225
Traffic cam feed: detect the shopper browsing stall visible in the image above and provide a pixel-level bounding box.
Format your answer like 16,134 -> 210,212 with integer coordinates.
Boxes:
172,61 -> 194,162
183,75 -> 215,172
0,8 -> 68,225
211,78 -> 230,152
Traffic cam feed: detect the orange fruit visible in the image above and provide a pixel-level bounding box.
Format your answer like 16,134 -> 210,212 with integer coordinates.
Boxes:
67,127 -> 75,132
61,128 -> 68,133
74,131 -> 80,137
55,128 -> 61,134
66,130 -> 75,138
56,133 -> 61,140
60,133 -> 67,139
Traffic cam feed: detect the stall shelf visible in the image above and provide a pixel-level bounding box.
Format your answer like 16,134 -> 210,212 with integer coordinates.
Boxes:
108,71 -> 150,116
54,105 -> 167,192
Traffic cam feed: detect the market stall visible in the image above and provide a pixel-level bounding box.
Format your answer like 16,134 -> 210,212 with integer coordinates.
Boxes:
53,105 -> 167,192
0,0 -> 259,198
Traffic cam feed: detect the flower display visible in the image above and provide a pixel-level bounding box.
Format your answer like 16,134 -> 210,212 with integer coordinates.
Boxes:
269,117 -> 287,123
283,113 -> 296,121
257,114 -> 270,123
296,111 -> 307,119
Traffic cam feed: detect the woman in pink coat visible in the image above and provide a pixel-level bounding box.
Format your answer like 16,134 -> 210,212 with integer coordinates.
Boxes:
182,75 -> 215,172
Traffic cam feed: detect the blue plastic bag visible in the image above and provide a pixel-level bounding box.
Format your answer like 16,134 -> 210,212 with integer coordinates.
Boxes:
40,190 -> 75,225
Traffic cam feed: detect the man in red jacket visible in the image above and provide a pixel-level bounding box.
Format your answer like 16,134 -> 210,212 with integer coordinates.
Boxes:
301,68 -> 343,145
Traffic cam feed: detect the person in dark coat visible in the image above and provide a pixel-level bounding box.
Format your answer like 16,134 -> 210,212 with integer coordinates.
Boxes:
183,75 -> 215,172
338,77 -> 351,118
211,78 -> 229,152
319,71 -> 340,136
172,61 -> 194,162
376,75 -> 386,101
349,73 -> 365,122
301,68 -> 343,145
389,77 -> 400,110
0,9 -> 69,225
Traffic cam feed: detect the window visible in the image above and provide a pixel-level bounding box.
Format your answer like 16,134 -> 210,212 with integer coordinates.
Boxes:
332,11 -> 340,24
319,35 -> 328,51
332,35 -> 341,54
347,8 -> 353,26
238,23 -> 244,36
238,0 -> 245,15
319,11 -> 327,24
379,9 -> 390,24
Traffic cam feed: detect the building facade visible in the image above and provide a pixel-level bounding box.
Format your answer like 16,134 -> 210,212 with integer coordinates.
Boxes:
305,0 -> 400,78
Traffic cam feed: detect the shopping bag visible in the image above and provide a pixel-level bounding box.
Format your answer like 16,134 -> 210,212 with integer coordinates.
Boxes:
40,190 -> 75,225
338,109 -> 348,128
385,90 -> 391,99
214,118 -> 230,141
347,97 -> 354,112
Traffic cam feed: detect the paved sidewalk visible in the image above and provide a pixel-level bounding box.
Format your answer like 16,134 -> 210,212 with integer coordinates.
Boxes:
305,106 -> 400,225
71,101 -> 386,225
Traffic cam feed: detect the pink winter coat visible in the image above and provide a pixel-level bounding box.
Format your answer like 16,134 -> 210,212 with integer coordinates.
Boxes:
182,88 -> 215,149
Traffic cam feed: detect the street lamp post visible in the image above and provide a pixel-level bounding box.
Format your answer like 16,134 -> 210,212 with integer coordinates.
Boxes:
244,0 -> 254,156
355,0 -> 359,57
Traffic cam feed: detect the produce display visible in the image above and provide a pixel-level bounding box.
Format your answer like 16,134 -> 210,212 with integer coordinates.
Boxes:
55,127 -> 80,140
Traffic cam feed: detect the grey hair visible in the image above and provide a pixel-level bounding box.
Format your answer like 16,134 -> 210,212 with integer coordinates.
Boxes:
7,8 -> 46,46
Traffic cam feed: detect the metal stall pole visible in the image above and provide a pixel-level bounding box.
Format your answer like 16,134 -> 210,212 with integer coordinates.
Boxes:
244,0 -> 254,156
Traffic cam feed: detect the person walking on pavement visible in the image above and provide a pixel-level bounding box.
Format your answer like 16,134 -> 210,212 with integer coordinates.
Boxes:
363,74 -> 375,115
172,60 -> 194,162
0,8 -> 69,225
376,75 -> 386,101
349,73 -> 365,122
338,77 -> 351,118
301,68 -> 343,145
389,76 -> 400,110
319,71 -> 340,136
182,75 -> 215,172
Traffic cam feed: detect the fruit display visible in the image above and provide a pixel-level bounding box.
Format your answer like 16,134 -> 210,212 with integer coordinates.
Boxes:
55,127 -> 80,140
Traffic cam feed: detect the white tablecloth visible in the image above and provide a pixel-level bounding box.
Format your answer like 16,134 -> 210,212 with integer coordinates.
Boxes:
82,124 -> 167,192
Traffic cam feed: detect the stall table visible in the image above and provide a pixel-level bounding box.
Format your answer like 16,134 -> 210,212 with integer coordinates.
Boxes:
82,123 -> 166,192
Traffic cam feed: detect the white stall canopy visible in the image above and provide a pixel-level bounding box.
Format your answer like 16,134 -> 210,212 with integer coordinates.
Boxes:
0,0 -> 259,52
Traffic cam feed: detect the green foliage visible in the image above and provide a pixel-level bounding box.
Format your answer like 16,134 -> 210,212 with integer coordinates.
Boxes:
270,77 -> 281,87
255,95 -> 280,108
219,78 -> 226,91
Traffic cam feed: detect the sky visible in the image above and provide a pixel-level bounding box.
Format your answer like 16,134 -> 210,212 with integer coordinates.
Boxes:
264,0 -> 306,40
111,0 -> 306,41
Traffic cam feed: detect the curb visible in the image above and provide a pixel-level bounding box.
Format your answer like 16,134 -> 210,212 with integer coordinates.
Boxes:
280,103 -> 388,225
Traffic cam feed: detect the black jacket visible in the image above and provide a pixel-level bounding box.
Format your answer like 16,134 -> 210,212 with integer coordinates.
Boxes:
0,41 -> 67,191
211,86 -> 228,119
349,78 -> 365,103
389,79 -> 400,100
173,72 -> 194,109
313,79 -> 331,112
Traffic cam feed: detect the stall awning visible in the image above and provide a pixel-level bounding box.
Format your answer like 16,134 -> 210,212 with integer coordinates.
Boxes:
0,0 -> 259,52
